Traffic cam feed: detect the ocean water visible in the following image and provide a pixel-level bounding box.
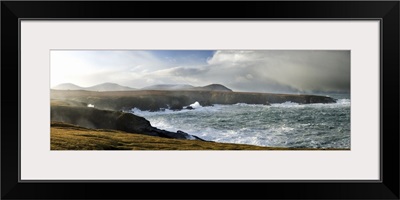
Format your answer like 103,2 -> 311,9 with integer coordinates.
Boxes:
129,96 -> 350,149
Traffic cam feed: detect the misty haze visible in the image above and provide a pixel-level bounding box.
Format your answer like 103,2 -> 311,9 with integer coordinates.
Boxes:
50,50 -> 350,150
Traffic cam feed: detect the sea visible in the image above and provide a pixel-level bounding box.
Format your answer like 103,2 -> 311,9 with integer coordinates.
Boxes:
129,93 -> 350,149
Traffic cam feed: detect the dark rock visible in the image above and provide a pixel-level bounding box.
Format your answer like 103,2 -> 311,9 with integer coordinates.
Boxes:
115,112 -> 152,134
201,100 -> 213,107
185,106 -> 194,110
170,105 -> 183,111
151,129 -> 190,139
177,130 -> 192,139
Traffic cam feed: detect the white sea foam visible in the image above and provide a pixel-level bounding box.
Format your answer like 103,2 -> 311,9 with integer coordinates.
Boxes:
336,99 -> 351,105
189,101 -> 202,109
130,104 -> 224,117
270,99 -> 350,108
271,101 -> 300,107
131,99 -> 350,116
185,135 -> 196,140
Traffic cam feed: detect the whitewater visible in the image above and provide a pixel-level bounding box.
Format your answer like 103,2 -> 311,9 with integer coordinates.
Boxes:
129,98 -> 350,149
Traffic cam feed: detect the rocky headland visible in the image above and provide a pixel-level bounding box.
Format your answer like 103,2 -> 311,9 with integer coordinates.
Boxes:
51,89 -> 336,111
51,105 -> 204,140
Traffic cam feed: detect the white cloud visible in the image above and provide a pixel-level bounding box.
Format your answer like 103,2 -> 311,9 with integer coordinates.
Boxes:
51,51 -> 166,87
246,74 -> 254,79
203,50 -> 350,93
51,50 -> 350,93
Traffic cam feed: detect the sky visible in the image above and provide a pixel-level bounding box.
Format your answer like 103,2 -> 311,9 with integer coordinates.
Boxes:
51,50 -> 350,94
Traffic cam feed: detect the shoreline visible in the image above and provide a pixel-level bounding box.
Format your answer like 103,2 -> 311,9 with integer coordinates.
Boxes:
50,90 -> 346,150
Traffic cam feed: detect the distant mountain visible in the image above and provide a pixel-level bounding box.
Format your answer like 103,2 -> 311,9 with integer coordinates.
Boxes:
86,83 -> 136,91
193,84 -> 233,92
142,83 -> 232,92
142,84 -> 195,90
52,83 -> 136,91
53,82 -> 232,92
53,83 -> 84,90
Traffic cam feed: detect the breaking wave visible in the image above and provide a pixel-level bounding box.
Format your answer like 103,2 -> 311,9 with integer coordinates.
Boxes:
129,100 -> 351,149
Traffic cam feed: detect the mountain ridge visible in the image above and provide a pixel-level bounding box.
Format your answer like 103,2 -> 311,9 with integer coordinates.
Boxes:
53,83 -> 233,92
53,83 -> 83,90
142,84 -> 194,90
193,84 -> 233,92
53,82 -> 136,91
142,83 -> 233,92
86,82 -> 136,91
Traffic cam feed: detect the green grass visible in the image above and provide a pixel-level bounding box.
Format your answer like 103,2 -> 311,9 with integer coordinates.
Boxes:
51,122 -> 348,150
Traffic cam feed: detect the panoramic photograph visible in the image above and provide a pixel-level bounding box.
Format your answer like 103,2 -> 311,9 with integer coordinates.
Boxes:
50,50 -> 350,150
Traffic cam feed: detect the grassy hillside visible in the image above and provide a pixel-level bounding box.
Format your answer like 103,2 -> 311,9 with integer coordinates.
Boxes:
51,122 -> 288,150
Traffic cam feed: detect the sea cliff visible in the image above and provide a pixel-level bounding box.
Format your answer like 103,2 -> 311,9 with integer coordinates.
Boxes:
51,90 -> 336,111
51,105 -> 204,140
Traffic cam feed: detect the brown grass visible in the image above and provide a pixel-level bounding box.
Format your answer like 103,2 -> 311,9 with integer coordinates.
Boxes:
51,122 -> 348,150
50,99 -> 87,107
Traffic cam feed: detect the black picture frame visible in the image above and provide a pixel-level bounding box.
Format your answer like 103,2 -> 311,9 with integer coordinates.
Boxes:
1,1 -> 399,199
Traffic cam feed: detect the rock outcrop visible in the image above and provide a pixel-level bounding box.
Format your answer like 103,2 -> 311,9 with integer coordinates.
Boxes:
51,106 -> 204,140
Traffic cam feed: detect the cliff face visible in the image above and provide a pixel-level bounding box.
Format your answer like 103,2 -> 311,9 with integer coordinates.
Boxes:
51,106 -> 204,140
51,90 -> 336,111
